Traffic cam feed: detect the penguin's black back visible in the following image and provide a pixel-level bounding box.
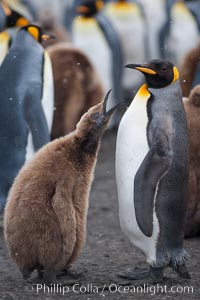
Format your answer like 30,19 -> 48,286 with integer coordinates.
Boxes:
0,30 -> 49,210
147,81 -> 188,256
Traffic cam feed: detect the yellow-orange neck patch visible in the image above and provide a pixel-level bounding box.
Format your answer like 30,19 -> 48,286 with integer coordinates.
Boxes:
137,84 -> 150,98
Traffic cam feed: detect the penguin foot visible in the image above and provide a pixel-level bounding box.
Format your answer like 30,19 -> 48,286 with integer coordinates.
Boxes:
118,266 -> 164,283
117,267 -> 150,280
174,264 -> 191,279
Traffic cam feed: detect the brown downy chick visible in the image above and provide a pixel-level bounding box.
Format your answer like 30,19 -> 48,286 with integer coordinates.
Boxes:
4,90 -> 120,282
180,40 -> 200,97
47,43 -> 104,139
184,85 -> 200,237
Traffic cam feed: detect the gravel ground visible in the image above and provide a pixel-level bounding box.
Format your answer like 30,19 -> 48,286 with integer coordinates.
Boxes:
0,131 -> 199,300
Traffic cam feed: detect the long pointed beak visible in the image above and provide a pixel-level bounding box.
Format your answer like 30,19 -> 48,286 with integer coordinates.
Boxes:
125,64 -> 157,75
42,32 -> 56,41
102,89 -> 127,117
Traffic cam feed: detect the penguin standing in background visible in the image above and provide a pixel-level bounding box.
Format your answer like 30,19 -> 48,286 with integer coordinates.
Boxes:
0,0 -> 31,65
139,0 -> 167,59
104,0 -> 147,96
116,59 -> 190,283
0,0 -> 30,32
0,24 -> 54,212
73,0 -> 123,127
162,0 -> 199,66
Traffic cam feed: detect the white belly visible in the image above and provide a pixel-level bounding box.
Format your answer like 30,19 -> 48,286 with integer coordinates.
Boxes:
0,32 -> 10,65
139,0 -> 167,59
167,3 -> 199,67
105,3 -> 146,89
72,18 -> 112,94
25,51 -> 54,163
115,85 -> 160,264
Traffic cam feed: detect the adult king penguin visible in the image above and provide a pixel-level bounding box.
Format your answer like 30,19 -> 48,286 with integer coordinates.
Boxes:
73,0 -> 123,127
0,0 -> 30,32
0,24 -> 54,212
104,0 -> 147,96
116,59 -> 190,283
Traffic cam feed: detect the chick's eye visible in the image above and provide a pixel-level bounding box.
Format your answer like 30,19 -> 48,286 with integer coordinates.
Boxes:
91,112 -> 99,120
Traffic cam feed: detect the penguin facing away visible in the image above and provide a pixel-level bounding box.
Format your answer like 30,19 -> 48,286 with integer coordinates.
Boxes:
0,24 -> 54,212
4,91 -> 121,282
116,59 -> 190,283
73,0 -> 123,127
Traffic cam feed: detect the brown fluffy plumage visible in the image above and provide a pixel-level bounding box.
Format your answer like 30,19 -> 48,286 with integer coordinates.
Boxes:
184,85 -> 200,237
4,97 -> 119,282
47,43 -> 104,139
180,40 -> 200,97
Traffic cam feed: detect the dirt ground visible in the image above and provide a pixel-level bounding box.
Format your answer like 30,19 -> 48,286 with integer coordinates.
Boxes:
0,131 -> 200,300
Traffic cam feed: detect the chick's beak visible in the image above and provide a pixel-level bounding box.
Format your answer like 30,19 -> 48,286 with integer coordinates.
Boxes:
102,89 -> 126,118
125,64 -> 157,75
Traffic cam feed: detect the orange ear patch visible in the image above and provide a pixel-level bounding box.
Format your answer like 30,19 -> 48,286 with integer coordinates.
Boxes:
96,0 -> 104,11
173,66 -> 179,82
16,17 -> 29,27
27,26 -> 39,41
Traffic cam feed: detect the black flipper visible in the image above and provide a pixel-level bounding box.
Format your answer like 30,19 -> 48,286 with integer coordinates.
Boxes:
23,87 -> 50,151
96,13 -> 123,103
134,121 -> 173,237
0,6 -> 6,32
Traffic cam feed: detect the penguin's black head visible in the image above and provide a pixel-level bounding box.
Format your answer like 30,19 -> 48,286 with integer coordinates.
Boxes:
0,1 -> 29,28
125,59 -> 179,89
20,24 -> 56,44
77,0 -> 104,18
